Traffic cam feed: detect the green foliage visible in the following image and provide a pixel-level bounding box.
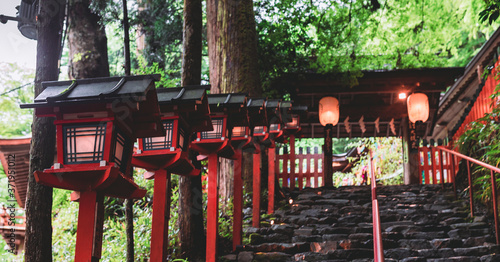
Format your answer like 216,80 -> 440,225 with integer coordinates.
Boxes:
0,63 -> 34,137
457,75 -> 500,205
479,0 -> 500,24
133,56 -> 180,88
255,0 -> 499,95
347,137 -> 404,186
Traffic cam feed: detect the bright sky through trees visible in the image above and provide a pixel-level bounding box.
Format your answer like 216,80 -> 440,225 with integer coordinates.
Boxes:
0,0 -> 37,69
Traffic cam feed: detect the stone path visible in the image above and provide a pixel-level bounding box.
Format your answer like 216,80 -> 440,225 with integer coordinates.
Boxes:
224,184 -> 500,262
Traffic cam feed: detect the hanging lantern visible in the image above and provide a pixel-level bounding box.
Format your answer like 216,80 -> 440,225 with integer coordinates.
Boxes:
319,96 -> 339,126
407,93 -> 429,123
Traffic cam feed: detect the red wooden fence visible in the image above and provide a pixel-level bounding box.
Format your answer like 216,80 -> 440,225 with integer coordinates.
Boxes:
418,145 -> 458,185
452,57 -> 500,142
276,146 -> 324,189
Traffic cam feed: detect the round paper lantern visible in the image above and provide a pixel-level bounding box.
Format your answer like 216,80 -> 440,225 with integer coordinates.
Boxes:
407,93 -> 429,123
319,96 -> 339,126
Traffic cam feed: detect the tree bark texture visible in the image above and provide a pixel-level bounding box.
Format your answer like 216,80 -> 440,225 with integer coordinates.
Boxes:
179,0 -> 205,260
206,0 -> 263,220
68,0 -> 109,79
206,0 -> 262,95
24,0 -> 65,261
136,0 -> 167,69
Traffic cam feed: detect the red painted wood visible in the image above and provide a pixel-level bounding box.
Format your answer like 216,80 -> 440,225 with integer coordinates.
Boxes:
233,151 -> 243,251
438,149 -> 445,188
253,152 -> 261,228
421,147 -> 430,184
431,147 -> 438,184
56,124 -> 64,164
206,154 -> 219,262
290,135 -> 296,189
282,154 -> 289,188
297,153 -> 303,189
305,153 -> 312,188
314,152 -> 320,187
150,169 -> 171,261
268,147 -> 275,214
74,191 -> 104,262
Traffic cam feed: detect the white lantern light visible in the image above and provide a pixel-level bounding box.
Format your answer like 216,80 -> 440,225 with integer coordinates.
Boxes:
407,93 -> 429,123
319,96 -> 339,126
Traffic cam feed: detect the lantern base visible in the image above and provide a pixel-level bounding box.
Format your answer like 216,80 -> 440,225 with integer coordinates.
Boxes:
133,150 -> 200,177
190,139 -> 235,159
34,164 -> 146,199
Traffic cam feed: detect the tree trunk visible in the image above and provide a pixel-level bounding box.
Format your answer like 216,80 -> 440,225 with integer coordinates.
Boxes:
206,0 -> 262,218
179,0 -> 205,260
137,0 -> 167,69
24,0 -> 65,261
68,0 -> 109,79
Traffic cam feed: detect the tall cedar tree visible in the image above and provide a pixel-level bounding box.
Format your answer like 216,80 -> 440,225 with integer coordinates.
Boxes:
206,0 -> 263,215
24,0 -> 65,261
68,0 -> 109,79
178,0 -> 205,260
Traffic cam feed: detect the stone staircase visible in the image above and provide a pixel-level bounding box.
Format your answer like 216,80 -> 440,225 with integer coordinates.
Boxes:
224,184 -> 500,262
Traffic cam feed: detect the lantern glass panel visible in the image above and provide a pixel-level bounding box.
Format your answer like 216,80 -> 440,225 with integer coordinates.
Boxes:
201,118 -> 224,139
254,126 -> 266,135
63,123 -> 106,164
143,120 -> 174,151
270,123 -> 281,132
232,126 -> 247,138
113,128 -> 132,174
286,117 -> 298,128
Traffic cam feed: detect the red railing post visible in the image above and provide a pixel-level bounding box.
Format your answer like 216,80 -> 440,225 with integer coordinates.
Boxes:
490,169 -> 500,244
233,150 -> 243,250
369,150 -> 384,261
253,152 -> 261,228
449,152 -> 457,200
268,147 -> 276,214
290,135 -> 296,189
206,154 -> 219,262
467,160 -> 475,217
438,149 -> 445,189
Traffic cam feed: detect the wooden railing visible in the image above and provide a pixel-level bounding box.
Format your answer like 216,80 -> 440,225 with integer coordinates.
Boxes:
276,146 -> 324,189
433,145 -> 500,245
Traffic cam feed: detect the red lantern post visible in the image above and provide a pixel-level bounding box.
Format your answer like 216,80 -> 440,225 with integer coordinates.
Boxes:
21,75 -> 164,262
131,86 -> 212,261
191,94 -> 244,262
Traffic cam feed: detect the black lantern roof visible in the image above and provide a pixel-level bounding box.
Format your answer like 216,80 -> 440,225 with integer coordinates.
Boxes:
21,74 -> 164,138
247,98 -> 267,127
265,99 -> 282,125
207,93 -> 248,127
157,85 -> 212,132
280,101 -> 308,125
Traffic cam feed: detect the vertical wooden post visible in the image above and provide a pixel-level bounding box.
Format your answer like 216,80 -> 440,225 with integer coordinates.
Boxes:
431,147 -> 438,184
314,147 -> 319,187
233,151 -> 243,250
282,146 -> 289,188
298,147 -> 304,189
290,135 -> 296,189
150,169 -> 171,262
253,151 -> 261,228
438,149 -> 445,188
206,154 -> 219,262
75,191 -> 104,262
268,146 -> 275,214
323,124 -> 333,187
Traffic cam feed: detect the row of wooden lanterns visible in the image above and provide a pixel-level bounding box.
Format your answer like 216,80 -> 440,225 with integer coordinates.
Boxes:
21,74 -> 306,262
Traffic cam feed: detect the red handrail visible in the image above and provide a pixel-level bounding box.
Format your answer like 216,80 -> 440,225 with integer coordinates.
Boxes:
369,149 -> 384,261
436,146 -> 500,244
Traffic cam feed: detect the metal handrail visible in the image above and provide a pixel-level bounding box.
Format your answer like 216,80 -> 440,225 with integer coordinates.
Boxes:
435,145 -> 500,245
369,149 -> 384,261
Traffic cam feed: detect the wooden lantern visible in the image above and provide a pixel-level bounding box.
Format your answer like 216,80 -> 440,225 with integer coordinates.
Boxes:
21,74 -> 164,262
247,98 -> 268,146
133,86 -> 211,176
190,93 -> 248,262
407,93 -> 429,123
131,85 -> 211,261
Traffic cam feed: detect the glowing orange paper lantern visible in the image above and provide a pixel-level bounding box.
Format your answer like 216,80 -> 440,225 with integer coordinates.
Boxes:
407,93 -> 429,123
319,96 -> 339,126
